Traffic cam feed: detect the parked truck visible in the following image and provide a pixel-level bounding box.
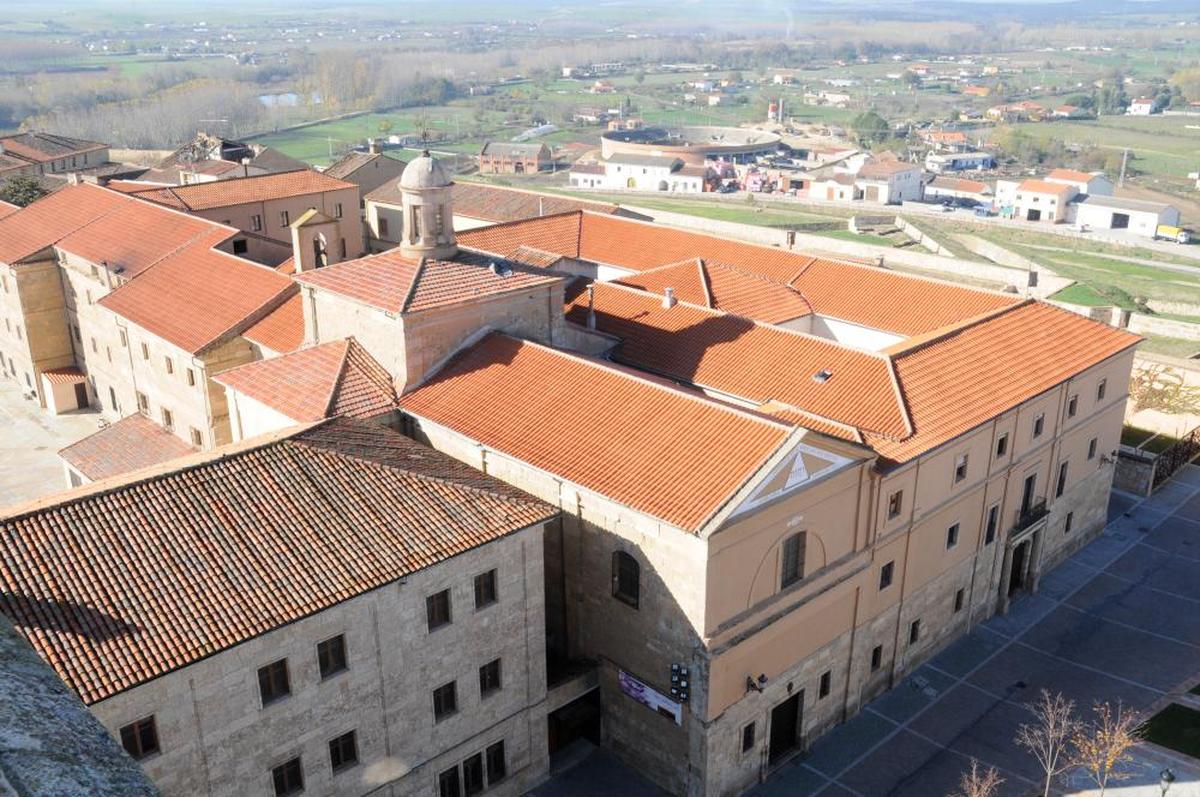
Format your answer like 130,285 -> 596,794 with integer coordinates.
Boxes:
1155,225 -> 1192,244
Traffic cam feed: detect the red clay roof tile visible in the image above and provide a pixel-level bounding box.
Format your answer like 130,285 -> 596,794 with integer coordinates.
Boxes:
58,414 -> 196,481
130,169 -> 355,211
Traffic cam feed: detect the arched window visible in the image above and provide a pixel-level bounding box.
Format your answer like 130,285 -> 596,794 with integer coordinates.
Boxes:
611,551 -> 640,609
312,234 -> 328,268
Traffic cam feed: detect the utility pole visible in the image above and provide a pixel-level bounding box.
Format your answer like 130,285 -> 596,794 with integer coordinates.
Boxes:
1118,147 -> 1129,187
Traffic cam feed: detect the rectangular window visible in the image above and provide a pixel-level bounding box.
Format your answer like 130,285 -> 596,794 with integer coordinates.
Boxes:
339,238 -> 347,259
140,342 -> 149,360
90,337 -> 97,353
161,408 -> 173,431
780,532 -> 806,589
438,767 -> 461,797
136,391 -> 149,414
189,427 -> 203,447
1067,394 -> 1078,418
328,730 -> 358,773
946,523 -> 959,549
334,202 -> 343,219
187,368 -> 196,387
479,658 -> 502,697
870,645 -> 883,672
1087,438 -> 1097,460
486,741 -> 506,784
258,659 -> 291,705
251,214 -> 263,232
164,356 -> 173,375
954,588 -> 965,613
318,634 -> 348,679
1064,512 -> 1074,535
909,619 -> 921,645
741,721 -> 756,753
953,453 -> 969,483
427,589 -> 452,631
612,551 -> 640,608
887,490 -> 903,519
232,239 -> 248,255
109,387 -> 118,412
819,670 -> 831,699
272,758 -> 304,796
378,217 -> 390,238
1097,379 -> 1107,401
474,569 -> 497,609
985,504 -> 999,544
280,210 -> 290,227
119,716 -> 159,760
996,432 -> 1009,458
86,289 -> 92,305
119,330 -> 127,347
1033,413 -> 1045,438
433,681 -> 457,721
1021,474 -> 1037,514
1056,461 -> 1069,498
463,752 -> 484,796
879,561 -> 894,590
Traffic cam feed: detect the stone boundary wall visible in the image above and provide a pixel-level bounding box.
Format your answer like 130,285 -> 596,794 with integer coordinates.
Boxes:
894,217 -> 952,256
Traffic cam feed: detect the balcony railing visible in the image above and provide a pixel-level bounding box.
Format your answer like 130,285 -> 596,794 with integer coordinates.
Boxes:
1014,499 -> 1048,534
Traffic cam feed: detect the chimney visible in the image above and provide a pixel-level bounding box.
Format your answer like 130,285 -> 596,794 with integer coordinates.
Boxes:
586,284 -> 596,330
662,287 -> 677,309
538,197 -> 545,217
368,138 -> 383,155
241,156 -> 250,177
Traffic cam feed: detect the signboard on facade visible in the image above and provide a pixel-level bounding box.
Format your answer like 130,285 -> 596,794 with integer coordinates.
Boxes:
618,669 -> 682,725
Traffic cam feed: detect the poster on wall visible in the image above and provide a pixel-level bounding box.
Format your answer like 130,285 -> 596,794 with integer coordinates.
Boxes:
618,669 -> 682,726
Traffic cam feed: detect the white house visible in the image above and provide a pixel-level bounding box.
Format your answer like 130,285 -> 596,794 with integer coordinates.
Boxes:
1073,195 -> 1180,238
995,178 -> 1076,223
924,151 -> 996,174
574,154 -> 708,193
1045,168 -> 1114,197
855,154 -> 923,204
1126,97 -> 1156,116
924,176 -> 992,204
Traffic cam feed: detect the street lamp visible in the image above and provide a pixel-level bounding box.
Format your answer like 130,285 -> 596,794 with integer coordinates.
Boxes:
1160,767 -> 1176,797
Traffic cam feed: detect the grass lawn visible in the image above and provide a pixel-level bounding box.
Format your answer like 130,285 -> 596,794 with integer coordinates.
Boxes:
1141,703 -> 1200,759
1000,242 -> 1200,308
808,228 -> 899,247
1139,335 -> 1200,359
1121,426 -> 1157,447
1142,434 -> 1182,455
1050,283 -> 1111,307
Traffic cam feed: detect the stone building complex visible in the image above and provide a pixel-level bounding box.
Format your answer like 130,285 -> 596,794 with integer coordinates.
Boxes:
0,152 -> 1139,796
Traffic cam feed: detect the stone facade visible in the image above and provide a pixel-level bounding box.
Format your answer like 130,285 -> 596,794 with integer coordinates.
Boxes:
88,523 -> 551,797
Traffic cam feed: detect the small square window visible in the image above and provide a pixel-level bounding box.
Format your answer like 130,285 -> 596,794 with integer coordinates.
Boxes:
819,670 -> 831,699
427,589 -> 452,630
1033,414 -> 1045,438
954,588 -> 965,613
318,634 -> 348,679
1097,379 -> 1107,401
474,569 -> 497,609
328,730 -> 358,773
433,680 -> 457,721
954,453 -> 968,483
946,523 -> 959,549
479,658 -> 502,697
887,490 -> 903,519
909,619 -> 921,645
1087,437 -> 1098,460
870,645 -> 883,672
879,561 -> 894,590
258,659 -> 290,705
272,757 -> 304,796
119,716 -> 159,760
486,741 -> 506,784
995,433 -> 1009,458
233,239 -> 249,255
1067,394 -> 1078,418
741,721 -> 756,753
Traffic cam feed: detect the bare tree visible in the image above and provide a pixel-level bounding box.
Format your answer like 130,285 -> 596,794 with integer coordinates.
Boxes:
1071,701 -> 1143,797
1015,690 -> 1079,797
951,758 -> 1004,797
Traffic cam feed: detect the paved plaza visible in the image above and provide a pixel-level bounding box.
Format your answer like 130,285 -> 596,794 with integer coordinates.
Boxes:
0,376 -> 100,508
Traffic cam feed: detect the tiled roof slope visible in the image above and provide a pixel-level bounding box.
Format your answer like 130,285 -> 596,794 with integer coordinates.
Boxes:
448,182 -> 619,222
460,212 -> 1017,336
1047,168 -> 1096,183
242,292 -> 304,353
215,338 -> 397,422
0,199 -> 17,220
870,302 -> 1139,465
58,414 -> 196,482
566,282 -> 911,439
615,259 -> 813,324
1017,179 -> 1073,197
0,183 -> 131,265
130,169 -> 355,211
401,333 -> 793,533
295,249 -> 562,315
0,132 -> 106,163
0,418 -> 556,704
99,248 -> 295,354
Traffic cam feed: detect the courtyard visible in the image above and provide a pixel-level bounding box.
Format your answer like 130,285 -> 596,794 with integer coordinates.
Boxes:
0,376 -> 100,508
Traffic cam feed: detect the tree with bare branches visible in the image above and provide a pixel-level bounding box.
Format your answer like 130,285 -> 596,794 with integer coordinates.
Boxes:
1015,690 -> 1079,797
1071,701 -> 1143,797
951,758 -> 1004,797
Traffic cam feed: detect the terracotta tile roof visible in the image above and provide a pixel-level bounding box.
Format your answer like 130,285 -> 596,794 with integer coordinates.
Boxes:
99,249 -> 296,354
615,259 -> 813,324
242,292 -> 304,353
215,338 -> 397,422
928,176 -> 989,195
295,249 -> 562,315
400,333 -> 792,532
0,132 -> 106,163
463,212 -> 1018,336
0,183 -> 131,265
1016,179 -> 1074,197
58,414 -> 195,481
566,282 -> 911,439
0,200 -> 17,220
857,155 -> 920,179
0,418 -> 555,704
41,366 -> 87,385
870,302 -> 1140,465
129,169 -> 355,211
923,131 -> 968,143
1046,168 -> 1096,183
324,151 -> 404,181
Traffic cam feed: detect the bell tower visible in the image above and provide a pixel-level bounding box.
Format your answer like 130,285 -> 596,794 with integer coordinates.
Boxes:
398,151 -> 457,261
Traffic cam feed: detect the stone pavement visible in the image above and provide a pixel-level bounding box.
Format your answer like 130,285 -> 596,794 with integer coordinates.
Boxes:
0,376 -> 101,508
754,468 -> 1200,797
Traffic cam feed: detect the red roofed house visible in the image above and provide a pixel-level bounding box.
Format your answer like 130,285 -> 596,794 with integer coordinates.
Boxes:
0,131 -> 109,179
995,178 -> 1077,223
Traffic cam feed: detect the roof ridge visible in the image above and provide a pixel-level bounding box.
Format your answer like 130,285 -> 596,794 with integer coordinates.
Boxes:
696,258 -> 714,309
320,338 -> 355,417
193,283 -> 299,355
757,400 -> 865,443
883,298 -> 1034,358
400,256 -> 427,313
